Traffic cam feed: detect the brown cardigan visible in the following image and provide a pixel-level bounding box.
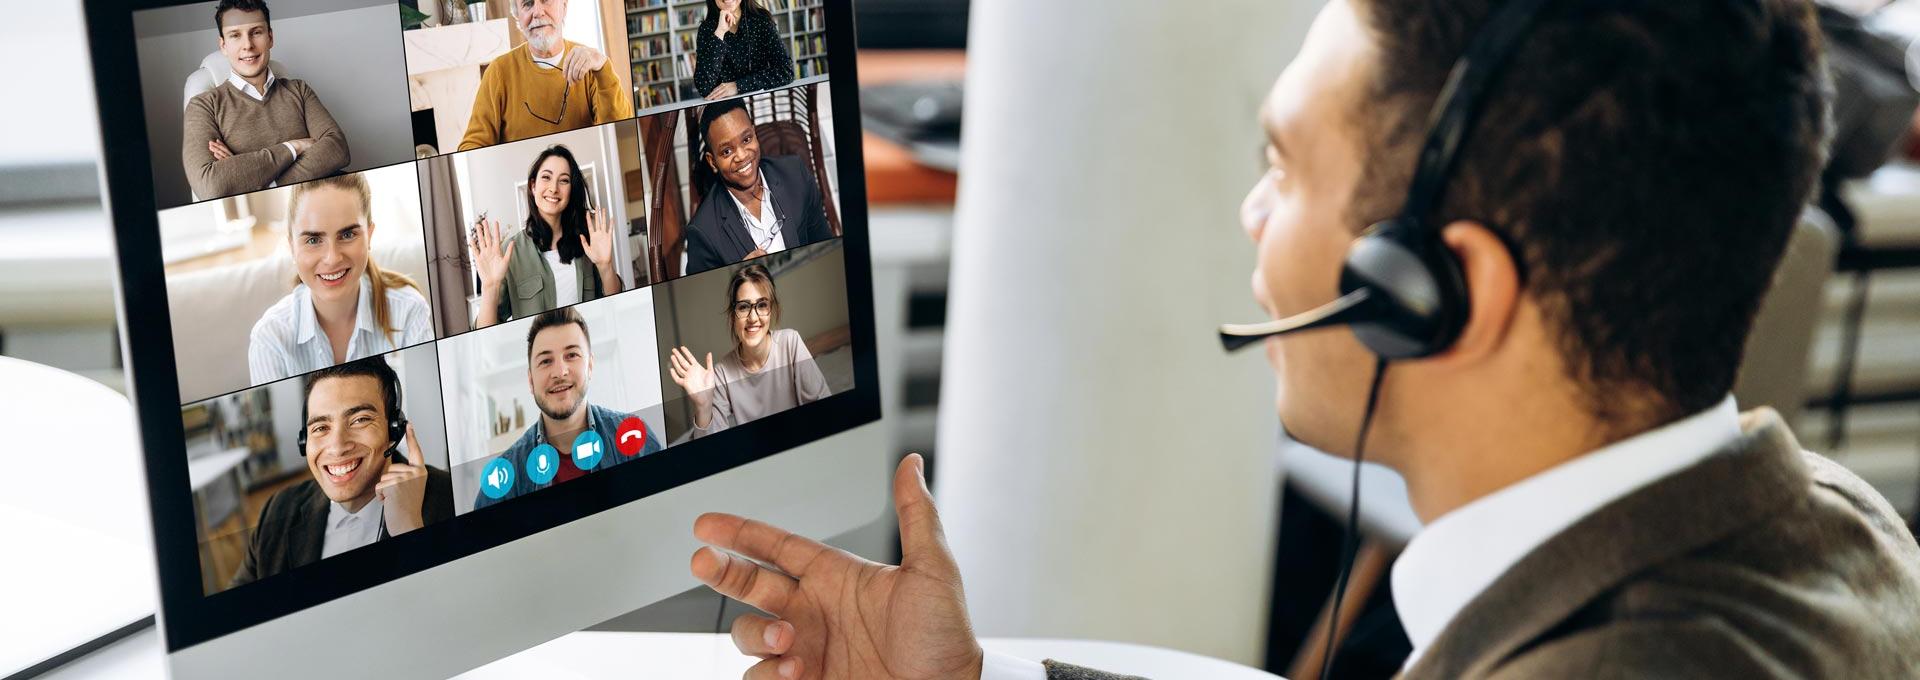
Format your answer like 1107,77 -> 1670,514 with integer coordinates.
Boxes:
1043,410 -> 1920,679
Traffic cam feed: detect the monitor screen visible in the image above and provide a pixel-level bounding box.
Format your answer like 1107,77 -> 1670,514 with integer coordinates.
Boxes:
87,0 -> 876,652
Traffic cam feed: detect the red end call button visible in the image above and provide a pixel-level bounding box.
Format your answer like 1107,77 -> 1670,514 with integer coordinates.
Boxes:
616,417 -> 649,456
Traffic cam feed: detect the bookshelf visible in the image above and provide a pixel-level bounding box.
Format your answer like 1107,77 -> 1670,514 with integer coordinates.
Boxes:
624,0 -> 831,109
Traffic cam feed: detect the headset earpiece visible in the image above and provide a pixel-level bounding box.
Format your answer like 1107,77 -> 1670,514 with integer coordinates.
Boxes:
1339,217 -> 1470,359
293,359 -> 408,459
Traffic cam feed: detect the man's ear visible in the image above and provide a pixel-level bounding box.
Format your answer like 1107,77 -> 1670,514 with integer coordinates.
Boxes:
1433,220 -> 1522,365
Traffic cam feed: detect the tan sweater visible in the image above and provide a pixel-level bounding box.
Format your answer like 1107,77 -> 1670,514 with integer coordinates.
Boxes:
458,42 -> 633,151
181,78 -> 349,201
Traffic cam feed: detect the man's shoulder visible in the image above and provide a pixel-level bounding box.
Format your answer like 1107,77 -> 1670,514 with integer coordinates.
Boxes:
275,77 -> 318,96
484,43 -> 534,72
259,478 -> 324,524
1494,616 -> 1795,679
1545,449 -> 1920,676
186,86 -> 225,112
686,189 -> 726,228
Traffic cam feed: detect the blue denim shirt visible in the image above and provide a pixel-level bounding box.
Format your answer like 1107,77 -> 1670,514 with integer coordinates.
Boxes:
473,403 -> 664,510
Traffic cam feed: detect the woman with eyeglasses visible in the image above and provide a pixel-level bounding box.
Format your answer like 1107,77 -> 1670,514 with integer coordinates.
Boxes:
470,144 -> 623,329
248,173 -> 433,385
692,0 -> 795,102
667,263 -> 830,439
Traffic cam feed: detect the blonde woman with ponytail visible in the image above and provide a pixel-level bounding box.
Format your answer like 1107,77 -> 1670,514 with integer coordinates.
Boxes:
247,173 -> 433,385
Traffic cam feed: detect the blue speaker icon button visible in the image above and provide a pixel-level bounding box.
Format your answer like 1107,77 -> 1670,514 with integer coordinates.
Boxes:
571,431 -> 604,470
526,444 -> 559,485
479,457 -> 515,500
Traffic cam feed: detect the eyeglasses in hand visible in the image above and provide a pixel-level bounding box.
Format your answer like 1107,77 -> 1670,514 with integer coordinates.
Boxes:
523,64 -> 573,126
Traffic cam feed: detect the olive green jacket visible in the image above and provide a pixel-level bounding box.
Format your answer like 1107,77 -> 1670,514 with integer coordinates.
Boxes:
493,228 -> 608,323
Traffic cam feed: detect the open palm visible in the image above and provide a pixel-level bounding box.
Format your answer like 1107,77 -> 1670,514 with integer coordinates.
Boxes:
581,208 -> 615,266
692,455 -> 984,680
471,217 -> 513,293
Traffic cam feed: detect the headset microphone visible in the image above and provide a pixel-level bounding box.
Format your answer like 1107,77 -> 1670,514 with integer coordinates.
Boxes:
1217,288 -> 1377,352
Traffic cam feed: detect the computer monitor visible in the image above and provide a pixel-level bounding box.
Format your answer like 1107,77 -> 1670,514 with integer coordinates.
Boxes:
80,0 -> 883,675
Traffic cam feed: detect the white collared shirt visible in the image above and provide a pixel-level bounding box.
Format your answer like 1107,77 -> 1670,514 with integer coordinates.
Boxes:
530,42 -> 566,69
224,68 -> 302,163
726,168 -> 787,255
1390,395 -> 1742,668
226,67 -> 277,101
319,496 -> 384,559
246,275 -> 435,386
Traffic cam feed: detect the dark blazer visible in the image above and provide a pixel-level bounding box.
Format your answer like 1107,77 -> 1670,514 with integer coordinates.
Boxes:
230,465 -> 453,589
1046,409 -> 1920,680
684,155 -> 834,276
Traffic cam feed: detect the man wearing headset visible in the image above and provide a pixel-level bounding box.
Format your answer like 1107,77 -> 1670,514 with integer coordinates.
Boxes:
684,1 -> 1920,679
230,357 -> 453,588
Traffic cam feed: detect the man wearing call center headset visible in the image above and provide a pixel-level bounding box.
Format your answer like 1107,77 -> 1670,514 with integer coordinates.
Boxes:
680,1 -> 1920,679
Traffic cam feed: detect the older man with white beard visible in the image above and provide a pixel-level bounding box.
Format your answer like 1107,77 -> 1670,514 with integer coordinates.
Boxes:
458,0 -> 633,151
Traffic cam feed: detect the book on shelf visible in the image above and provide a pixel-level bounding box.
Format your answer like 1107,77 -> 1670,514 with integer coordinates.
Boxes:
627,11 -> 670,35
629,35 -> 671,59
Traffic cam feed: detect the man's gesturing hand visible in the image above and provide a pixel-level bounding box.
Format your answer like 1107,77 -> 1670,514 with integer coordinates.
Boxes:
691,454 -> 983,680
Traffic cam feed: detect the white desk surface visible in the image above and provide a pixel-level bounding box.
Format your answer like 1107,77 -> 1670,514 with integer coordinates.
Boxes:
0,358 -> 156,679
183,448 -> 250,492
47,628 -> 1284,680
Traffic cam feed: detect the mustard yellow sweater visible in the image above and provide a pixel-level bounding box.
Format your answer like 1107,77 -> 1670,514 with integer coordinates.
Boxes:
459,42 -> 633,151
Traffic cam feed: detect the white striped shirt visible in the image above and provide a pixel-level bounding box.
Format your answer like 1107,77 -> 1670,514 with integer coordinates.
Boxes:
247,276 -> 434,387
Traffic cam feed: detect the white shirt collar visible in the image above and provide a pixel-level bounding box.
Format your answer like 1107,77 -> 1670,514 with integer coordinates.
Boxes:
326,496 -> 383,531
320,494 -> 384,559
1390,394 -> 1741,666
725,167 -> 785,251
292,276 -> 378,348
529,42 -> 566,69
225,67 -> 277,101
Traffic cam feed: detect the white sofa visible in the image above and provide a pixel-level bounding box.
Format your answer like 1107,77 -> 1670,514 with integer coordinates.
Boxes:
167,239 -> 433,404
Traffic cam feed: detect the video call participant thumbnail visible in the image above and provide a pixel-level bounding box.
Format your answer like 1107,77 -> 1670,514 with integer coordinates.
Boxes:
182,0 -> 350,201
669,264 -> 829,439
249,173 -> 433,385
470,145 -> 624,329
684,99 -> 836,275
692,0 -> 795,102
458,0 -> 634,151
230,357 -> 451,588
473,307 -> 665,509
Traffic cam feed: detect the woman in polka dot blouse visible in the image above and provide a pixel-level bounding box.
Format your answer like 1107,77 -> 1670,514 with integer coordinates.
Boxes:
694,0 -> 797,101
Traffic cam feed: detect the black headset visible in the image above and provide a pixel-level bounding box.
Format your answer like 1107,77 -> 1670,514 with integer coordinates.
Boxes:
1218,0 -> 1553,357
296,358 -> 410,461
1216,1 -> 1555,678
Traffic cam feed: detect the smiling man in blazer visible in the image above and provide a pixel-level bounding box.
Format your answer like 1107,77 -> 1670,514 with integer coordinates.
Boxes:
683,99 -> 836,276
679,1 -> 1920,679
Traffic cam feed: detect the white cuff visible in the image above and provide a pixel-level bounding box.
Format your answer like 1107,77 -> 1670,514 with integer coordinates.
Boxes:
980,649 -> 1047,680
282,141 -> 299,160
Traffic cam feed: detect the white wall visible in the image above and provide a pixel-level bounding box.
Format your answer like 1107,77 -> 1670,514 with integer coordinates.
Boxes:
135,0 -> 417,209
938,0 -> 1323,667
